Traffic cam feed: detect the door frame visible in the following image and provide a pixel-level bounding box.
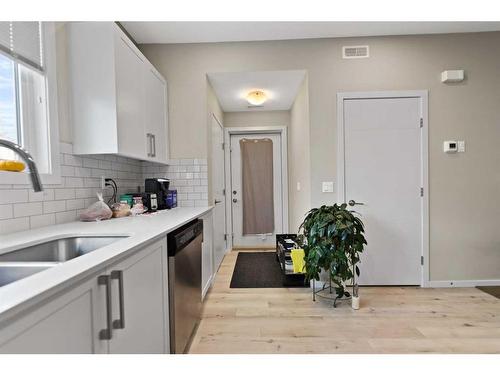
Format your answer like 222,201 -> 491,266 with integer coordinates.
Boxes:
224,126 -> 289,250
336,90 -> 429,287
210,112 -> 229,265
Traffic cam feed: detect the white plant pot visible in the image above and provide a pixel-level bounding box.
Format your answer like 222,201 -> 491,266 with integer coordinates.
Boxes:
352,295 -> 360,310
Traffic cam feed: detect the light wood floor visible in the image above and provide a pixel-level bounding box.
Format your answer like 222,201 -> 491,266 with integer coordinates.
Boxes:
189,250 -> 500,354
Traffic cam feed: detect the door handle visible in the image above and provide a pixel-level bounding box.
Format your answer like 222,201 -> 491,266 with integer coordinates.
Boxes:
146,133 -> 152,157
111,270 -> 125,329
152,134 -> 156,157
214,199 -> 222,204
232,198 -> 237,203
98,275 -> 112,340
348,200 -> 365,206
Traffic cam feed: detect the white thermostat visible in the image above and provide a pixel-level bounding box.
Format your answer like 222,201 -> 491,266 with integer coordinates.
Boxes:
441,70 -> 465,83
443,141 -> 458,153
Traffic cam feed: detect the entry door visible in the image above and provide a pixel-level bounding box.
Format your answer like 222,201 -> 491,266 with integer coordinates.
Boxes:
342,95 -> 423,285
211,115 -> 227,271
230,133 -> 283,248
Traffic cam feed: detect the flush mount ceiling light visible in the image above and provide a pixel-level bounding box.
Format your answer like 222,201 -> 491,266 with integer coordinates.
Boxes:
246,90 -> 267,106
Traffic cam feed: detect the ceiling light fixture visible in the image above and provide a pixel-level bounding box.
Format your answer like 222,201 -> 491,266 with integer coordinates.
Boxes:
246,90 -> 267,106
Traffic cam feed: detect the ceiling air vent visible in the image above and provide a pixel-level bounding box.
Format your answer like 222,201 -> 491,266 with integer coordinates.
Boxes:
342,45 -> 369,59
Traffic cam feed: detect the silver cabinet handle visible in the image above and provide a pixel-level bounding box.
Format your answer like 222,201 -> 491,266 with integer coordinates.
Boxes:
348,200 -> 365,206
111,270 -> 125,329
152,134 -> 156,157
146,133 -> 152,157
98,275 -> 112,340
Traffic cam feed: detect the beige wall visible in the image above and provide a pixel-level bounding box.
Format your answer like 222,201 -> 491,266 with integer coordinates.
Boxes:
141,31 -> 500,282
288,77 -> 311,232
224,110 -> 290,128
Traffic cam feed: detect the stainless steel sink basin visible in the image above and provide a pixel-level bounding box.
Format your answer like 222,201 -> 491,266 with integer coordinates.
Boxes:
0,264 -> 54,287
0,236 -> 128,263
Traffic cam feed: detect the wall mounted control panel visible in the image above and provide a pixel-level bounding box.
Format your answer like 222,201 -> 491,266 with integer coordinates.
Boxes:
444,140 -> 465,153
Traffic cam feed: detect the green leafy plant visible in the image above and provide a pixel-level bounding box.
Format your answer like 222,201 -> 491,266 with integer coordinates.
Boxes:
298,203 -> 367,299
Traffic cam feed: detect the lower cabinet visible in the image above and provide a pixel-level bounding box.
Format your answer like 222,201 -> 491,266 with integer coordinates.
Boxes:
201,210 -> 214,300
107,239 -> 168,353
0,238 -> 169,354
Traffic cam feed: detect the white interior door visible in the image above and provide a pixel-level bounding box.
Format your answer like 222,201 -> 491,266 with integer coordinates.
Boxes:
342,95 -> 423,285
211,115 -> 227,270
230,133 -> 283,248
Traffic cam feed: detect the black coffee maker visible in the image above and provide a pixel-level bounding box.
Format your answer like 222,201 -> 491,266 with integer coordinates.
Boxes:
145,178 -> 170,210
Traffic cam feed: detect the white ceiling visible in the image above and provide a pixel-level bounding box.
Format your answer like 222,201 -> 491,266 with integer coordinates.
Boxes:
121,22 -> 500,44
207,70 -> 306,112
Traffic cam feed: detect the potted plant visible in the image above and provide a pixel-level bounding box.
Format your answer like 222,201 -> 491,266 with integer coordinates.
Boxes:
298,203 -> 367,306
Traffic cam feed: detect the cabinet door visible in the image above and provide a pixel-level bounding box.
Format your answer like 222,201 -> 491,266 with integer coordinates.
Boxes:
144,66 -> 168,163
0,272 -> 108,354
107,239 -> 169,354
201,211 -> 214,300
114,33 -> 147,159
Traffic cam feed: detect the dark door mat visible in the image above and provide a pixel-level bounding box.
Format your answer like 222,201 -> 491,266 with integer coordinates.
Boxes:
230,252 -> 308,288
477,286 -> 500,299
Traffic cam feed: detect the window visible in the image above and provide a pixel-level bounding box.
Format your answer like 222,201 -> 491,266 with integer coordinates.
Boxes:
0,22 -> 59,182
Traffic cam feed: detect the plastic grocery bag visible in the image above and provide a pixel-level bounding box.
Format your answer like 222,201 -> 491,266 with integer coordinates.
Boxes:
79,192 -> 112,222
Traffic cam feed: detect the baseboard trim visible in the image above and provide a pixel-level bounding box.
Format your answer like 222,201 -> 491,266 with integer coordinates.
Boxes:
428,279 -> 500,288
202,275 -> 214,300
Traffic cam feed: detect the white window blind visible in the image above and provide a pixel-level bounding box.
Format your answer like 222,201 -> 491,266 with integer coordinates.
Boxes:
0,22 -> 44,72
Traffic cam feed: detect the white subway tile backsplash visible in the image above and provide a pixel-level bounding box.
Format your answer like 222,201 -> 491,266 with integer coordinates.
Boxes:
0,204 -> 13,220
61,165 -> 76,177
0,217 -> 30,235
30,213 -> 56,229
29,189 -> 54,202
56,210 -> 77,224
66,199 -> 85,210
14,202 -> 43,217
0,190 -> 29,205
64,154 -> 83,167
43,200 -> 67,214
55,188 -> 76,200
83,157 -> 99,168
0,142 -> 208,234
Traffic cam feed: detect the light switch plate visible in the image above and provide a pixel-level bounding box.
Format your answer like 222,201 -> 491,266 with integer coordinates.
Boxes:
322,181 -> 334,193
296,182 -> 301,191
458,141 -> 465,152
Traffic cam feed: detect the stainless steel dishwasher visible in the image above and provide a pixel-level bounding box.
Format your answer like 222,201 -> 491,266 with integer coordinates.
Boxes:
167,219 -> 203,354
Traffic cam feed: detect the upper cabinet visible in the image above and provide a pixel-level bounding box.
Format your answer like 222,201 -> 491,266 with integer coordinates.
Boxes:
68,22 -> 169,164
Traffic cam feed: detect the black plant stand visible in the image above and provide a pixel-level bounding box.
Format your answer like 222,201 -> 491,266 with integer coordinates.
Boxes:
312,276 -> 352,308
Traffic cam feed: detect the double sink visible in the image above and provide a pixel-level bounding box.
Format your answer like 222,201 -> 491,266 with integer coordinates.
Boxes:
0,236 -> 128,287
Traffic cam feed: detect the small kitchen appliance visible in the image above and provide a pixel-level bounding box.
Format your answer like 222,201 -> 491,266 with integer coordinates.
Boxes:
145,178 -> 170,210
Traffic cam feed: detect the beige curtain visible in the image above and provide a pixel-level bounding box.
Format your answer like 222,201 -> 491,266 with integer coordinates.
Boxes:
240,138 -> 274,235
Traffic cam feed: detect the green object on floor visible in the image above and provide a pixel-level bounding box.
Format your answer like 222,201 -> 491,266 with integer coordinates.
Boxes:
290,248 -> 306,274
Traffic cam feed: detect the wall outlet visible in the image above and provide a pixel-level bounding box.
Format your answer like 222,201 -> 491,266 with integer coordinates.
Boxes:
322,181 -> 334,193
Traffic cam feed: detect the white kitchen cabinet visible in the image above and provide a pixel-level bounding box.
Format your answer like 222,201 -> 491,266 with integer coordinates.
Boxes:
68,22 -> 169,163
0,271 -> 108,354
0,238 -> 169,354
107,239 -> 169,353
144,65 -> 169,164
201,211 -> 214,299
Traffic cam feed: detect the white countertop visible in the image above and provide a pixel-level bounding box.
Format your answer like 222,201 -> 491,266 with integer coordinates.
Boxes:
0,206 -> 212,322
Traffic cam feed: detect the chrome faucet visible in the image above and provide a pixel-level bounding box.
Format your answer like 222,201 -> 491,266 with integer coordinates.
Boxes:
0,139 -> 43,192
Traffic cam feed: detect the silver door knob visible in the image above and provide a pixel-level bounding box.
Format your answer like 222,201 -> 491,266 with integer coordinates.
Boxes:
232,198 -> 237,203
214,199 -> 222,204
348,200 -> 365,206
